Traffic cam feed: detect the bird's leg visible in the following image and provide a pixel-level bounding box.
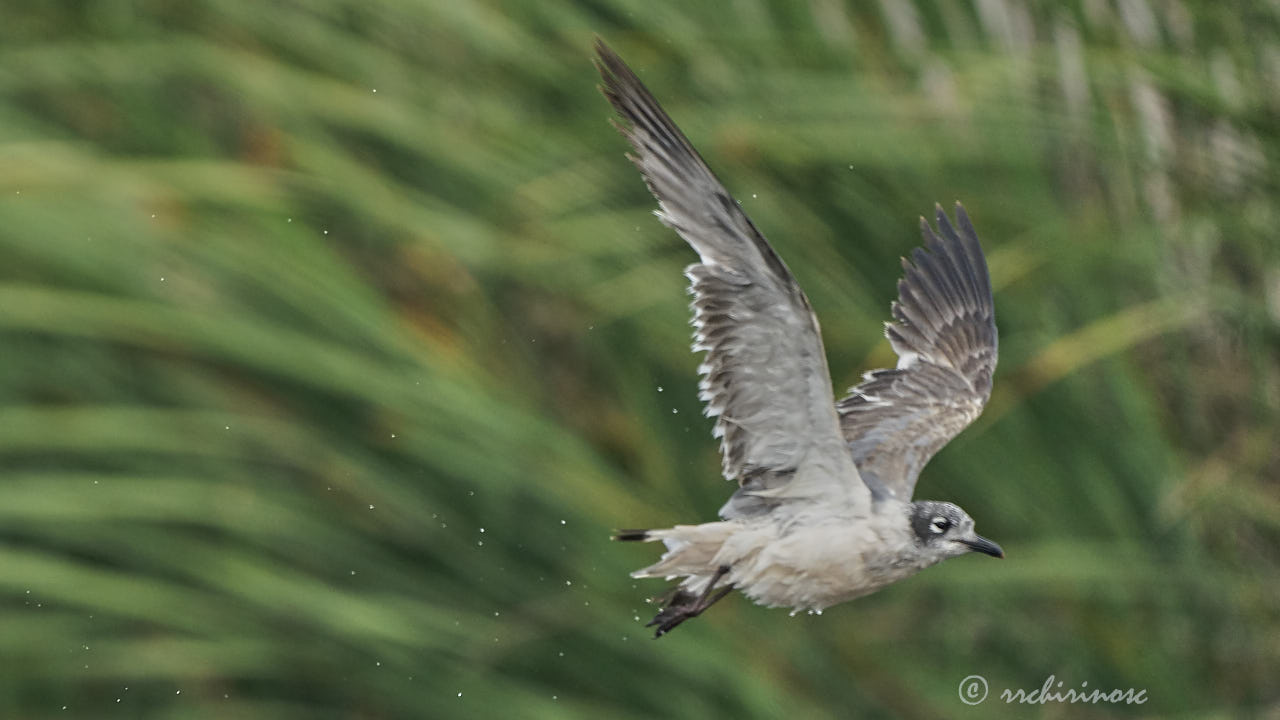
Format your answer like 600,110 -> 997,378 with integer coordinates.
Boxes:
648,565 -> 733,637
690,564 -> 732,613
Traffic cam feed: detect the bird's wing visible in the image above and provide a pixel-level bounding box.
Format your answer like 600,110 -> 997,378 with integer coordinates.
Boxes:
837,205 -> 997,501
595,40 -> 869,514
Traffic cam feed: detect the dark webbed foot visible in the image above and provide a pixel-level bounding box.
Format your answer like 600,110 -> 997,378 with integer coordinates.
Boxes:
645,565 -> 733,638
645,593 -> 698,637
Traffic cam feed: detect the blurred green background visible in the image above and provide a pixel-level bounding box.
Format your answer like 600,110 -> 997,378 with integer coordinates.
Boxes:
1,0 -> 1278,718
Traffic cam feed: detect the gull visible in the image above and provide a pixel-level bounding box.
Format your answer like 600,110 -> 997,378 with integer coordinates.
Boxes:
595,40 -> 1003,638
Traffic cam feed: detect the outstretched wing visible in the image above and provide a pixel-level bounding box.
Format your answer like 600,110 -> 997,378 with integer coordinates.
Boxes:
837,204 -> 997,501
595,40 -> 868,514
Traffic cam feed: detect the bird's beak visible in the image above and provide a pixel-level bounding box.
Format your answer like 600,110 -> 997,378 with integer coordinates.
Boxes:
958,534 -> 1004,558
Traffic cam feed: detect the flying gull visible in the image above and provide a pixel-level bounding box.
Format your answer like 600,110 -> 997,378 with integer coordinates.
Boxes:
595,39 -> 1003,638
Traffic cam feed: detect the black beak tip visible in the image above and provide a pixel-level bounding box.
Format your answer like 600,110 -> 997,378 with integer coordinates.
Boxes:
961,536 -> 1004,558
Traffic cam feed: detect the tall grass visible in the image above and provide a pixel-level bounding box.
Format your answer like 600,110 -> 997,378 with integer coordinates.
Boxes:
1,1 -> 1277,717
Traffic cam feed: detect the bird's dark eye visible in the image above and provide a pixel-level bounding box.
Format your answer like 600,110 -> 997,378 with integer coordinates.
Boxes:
929,516 -> 951,534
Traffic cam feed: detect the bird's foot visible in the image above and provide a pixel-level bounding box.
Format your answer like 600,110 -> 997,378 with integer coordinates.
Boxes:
646,565 -> 733,638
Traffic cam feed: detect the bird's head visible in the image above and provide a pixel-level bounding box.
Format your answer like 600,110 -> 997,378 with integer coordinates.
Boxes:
908,500 -> 1003,561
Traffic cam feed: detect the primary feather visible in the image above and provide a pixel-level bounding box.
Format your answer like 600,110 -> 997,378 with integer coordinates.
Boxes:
596,39 -> 869,514
837,206 -> 997,501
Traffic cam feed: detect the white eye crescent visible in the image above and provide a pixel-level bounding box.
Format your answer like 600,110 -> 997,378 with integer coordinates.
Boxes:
929,516 -> 951,534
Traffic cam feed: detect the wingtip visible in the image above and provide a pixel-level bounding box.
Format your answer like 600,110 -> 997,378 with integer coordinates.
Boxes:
593,37 -> 626,82
927,200 -> 969,224
592,35 -> 613,59
918,216 -> 940,246
934,203 -> 949,225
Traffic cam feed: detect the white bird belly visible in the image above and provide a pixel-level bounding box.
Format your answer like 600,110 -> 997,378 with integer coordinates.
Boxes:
722,514 -> 923,612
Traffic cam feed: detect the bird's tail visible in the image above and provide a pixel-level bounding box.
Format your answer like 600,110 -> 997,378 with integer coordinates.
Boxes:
617,522 -> 734,580
614,522 -> 738,637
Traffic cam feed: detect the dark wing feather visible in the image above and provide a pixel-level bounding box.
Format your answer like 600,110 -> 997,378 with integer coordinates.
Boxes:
837,205 -> 997,500
596,40 -> 867,513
